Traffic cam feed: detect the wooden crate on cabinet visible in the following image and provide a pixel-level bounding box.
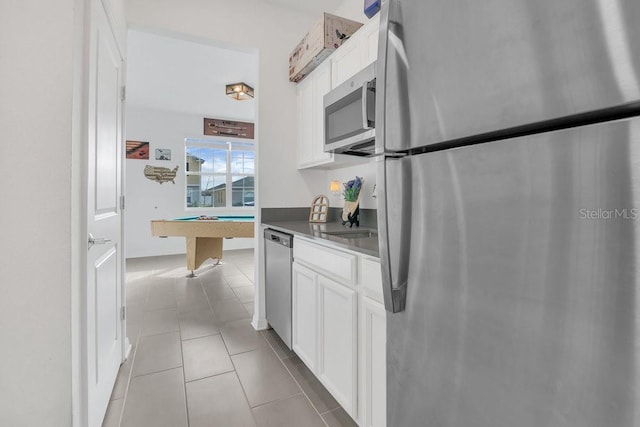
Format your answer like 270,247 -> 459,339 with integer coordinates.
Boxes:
289,13 -> 363,83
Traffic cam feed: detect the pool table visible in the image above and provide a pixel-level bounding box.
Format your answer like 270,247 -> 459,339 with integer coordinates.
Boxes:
150,216 -> 254,276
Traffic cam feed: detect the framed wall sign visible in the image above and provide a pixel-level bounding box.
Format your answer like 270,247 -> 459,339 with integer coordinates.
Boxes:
155,148 -> 171,160
126,140 -> 149,159
204,118 -> 255,139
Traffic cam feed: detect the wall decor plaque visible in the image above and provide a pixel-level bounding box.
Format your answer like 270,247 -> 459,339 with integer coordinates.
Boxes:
204,118 -> 255,139
309,195 -> 330,223
126,140 -> 149,159
155,148 -> 171,160
144,165 -> 179,184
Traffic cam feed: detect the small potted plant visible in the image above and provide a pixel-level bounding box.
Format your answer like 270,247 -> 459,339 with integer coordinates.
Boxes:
342,176 -> 363,227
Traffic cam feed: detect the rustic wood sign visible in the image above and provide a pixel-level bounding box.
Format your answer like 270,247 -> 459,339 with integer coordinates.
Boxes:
204,118 -> 255,139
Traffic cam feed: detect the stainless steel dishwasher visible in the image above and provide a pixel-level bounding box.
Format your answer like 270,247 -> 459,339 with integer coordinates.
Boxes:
264,229 -> 293,349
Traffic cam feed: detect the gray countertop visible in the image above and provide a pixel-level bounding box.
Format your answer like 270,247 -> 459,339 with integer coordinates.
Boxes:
261,220 -> 379,258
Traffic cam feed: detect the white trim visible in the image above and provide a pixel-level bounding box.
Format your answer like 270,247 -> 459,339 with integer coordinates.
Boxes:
184,139 -> 256,209
71,0 -> 89,425
251,317 -> 269,331
251,49 -> 267,334
120,14 -> 131,369
72,1 -> 128,425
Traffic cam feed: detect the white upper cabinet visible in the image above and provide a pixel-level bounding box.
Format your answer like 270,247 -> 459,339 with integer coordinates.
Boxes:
297,59 -> 334,169
362,13 -> 381,68
296,14 -> 380,170
331,38 -> 363,90
331,13 -> 380,89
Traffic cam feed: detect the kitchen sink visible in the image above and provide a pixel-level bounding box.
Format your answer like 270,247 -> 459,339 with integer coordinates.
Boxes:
321,229 -> 378,239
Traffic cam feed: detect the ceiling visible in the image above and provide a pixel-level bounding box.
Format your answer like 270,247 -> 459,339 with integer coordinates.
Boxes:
126,0 -> 350,116
262,0 -> 345,16
127,30 -> 257,119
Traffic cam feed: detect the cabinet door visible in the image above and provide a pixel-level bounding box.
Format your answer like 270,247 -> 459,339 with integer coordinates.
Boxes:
318,275 -> 358,417
296,77 -> 314,167
312,60 -> 333,163
292,262 -> 318,371
360,14 -> 380,68
331,16 -> 380,89
331,38 -> 362,89
361,296 -> 387,427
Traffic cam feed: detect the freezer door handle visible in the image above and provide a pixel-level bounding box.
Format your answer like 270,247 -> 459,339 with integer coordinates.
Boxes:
377,156 -> 411,312
375,0 -> 412,155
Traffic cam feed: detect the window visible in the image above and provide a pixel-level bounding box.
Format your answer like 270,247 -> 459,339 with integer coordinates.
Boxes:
185,139 -> 255,208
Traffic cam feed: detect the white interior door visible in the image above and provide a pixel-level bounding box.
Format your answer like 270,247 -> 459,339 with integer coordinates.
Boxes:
86,2 -> 124,425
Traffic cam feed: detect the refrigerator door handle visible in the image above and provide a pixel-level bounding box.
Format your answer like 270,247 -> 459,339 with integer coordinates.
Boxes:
375,0 -> 392,155
375,0 -> 412,155
387,21 -> 409,70
377,156 -> 411,313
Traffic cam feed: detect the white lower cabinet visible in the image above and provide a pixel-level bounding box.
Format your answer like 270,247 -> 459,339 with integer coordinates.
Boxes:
292,237 -> 387,426
359,296 -> 387,427
318,275 -> 358,415
292,262 -> 318,371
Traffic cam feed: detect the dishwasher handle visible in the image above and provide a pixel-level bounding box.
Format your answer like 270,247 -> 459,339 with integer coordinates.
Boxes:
264,229 -> 293,248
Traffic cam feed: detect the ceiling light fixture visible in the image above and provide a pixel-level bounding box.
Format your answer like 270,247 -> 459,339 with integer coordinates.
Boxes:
226,82 -> 254,100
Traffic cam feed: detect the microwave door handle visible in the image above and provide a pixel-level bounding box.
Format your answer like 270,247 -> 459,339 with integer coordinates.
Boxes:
362,84 -> 373,130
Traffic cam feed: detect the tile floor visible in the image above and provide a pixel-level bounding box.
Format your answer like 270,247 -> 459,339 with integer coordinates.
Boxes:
102,249 -> 357,427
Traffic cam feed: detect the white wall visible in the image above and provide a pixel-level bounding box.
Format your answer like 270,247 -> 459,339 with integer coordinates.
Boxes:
126,29 -> 258,117
1,0 -> 129,424
327,0 -> 379,211
125,107 -> 256,257
125,0 -> 377,216
125,30 -> 258,258
125,0 -> 329,330
126,0 -> 328,209
124,0 -> 377,330
326,161 -> 378,210
0,1 -> 75,425
334,0 -> 369,22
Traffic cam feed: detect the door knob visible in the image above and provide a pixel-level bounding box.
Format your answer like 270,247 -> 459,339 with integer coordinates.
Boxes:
88,233 -> 112,249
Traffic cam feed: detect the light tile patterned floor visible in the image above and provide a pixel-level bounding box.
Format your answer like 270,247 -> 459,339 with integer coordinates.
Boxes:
102,249 -> 357,427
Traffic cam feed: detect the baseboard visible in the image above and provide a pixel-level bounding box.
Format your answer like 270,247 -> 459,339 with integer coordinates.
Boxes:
251,315 -> 269,331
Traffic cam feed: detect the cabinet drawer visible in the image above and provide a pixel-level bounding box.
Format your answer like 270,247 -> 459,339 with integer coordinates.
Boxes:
361,257 -> 383,303
294,238 -> 357,285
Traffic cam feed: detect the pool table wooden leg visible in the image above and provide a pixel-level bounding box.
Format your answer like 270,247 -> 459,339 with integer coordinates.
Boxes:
186,237 -> 224,273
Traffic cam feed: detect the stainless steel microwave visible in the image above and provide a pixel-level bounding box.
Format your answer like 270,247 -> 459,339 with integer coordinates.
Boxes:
323,62 -> 376,156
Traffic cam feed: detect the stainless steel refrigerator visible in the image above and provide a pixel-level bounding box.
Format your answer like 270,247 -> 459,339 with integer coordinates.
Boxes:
375,1 -> 640,426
